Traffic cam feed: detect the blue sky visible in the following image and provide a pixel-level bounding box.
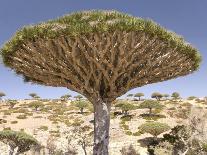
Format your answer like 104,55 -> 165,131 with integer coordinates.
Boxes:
0,0 -> 206,99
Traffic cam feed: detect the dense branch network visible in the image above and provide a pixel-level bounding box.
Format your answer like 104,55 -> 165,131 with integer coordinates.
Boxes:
7,31 -> 195,102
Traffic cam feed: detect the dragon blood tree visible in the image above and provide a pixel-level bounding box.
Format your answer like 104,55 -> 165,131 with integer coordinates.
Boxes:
0,10 -> 201,154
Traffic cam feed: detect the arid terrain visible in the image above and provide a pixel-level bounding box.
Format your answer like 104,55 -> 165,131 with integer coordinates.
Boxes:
0,97 -> 207,155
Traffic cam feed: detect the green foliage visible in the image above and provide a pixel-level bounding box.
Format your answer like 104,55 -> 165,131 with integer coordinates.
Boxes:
29,93 -> 38,99
132,131 -> 143,136
120,144 -> 140,155
74,100 -> 89,114
1,10 -> 201,69
0,130 -> 39,154
11,121 -> 18,124
7,100 -> 18,109
71,118 -> 84,126
120,115 -> 132,121
125,131 -> 133,135
38,125 -> 48,131
0,119 -> 7,124
139,100 -> 163,115
60,94 -> 71,101
151,92 -> 163,100
187,96 -> 197,100
28,101 -> 44,111
140,114 -> 166,121
16,114 -> 27,119
115,101 -> 136,115
138,122 -> 170,137
134,93 -> 144,100
127,94 -> 133,97
74,95 -> 83,100
171,92 -> 180,100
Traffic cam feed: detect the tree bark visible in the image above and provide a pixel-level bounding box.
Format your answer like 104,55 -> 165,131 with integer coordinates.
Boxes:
9,145 -> 15,155
80,107 -> 84,114
149,108 -> 152,115
93,99 -> 111,155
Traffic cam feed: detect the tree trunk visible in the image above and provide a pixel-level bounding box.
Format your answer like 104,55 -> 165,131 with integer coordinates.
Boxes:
149,108 -> 152,115
9,145 -> 15,155
80,107 -> 84,114
139,97 -> 141,101
93,99 -> 111,155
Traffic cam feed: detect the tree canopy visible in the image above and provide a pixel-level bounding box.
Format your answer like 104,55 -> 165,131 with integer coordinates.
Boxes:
139,100 -> 163,114
115,101 -> 135,115
138,122 -> 170,137
134,93 -> 144,100
0,130 -> 39,154
0,92 -> 6,98
151,92 -> 163,101
171,92 -> 180,100
0,10 -> 201,103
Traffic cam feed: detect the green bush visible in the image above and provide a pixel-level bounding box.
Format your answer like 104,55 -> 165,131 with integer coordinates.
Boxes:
187,96 -> 197,100
120,115 -> 132,121
125,131 -> 132,135
0,119 -> 7,124
38,126 -> 48,131
138,122 -> 170,137
120,144 -> 140,155
3,127 -> 11,130
140,114 -> 166,121
16,114 -> 27,119
4,112 -> 11,115
132,131 -> 143,136
11,121 -> 18,124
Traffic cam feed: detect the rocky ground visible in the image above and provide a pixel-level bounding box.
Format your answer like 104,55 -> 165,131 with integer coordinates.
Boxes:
0,98 -> 206,155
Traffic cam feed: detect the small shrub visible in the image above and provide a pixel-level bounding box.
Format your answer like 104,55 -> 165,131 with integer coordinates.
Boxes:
154,141 -> 173,155
33,116 -> 43,118
132,131 -> 143,136
121,124 -> 129,130
167,107 -> 176,110
121,115 -> 132,121
182,102 -> 192,107
0,119 -> 7,124
11,121 -> 18,124
16,114 -> 27,119
120,144 -> 140,155
38,126 -> 48,131
187,96 -> 197,100
3,127 -> 11,130
140,114 -> 166,121
4,111 -> 11,115
125,131 -> 133,135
